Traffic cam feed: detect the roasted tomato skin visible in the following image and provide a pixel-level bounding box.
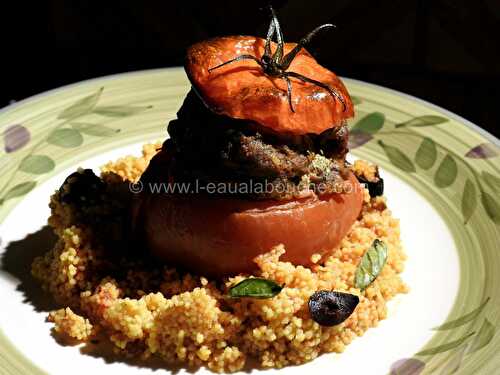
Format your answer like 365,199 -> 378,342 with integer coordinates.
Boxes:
185,36 -> 354,135
131,173 -> 363,277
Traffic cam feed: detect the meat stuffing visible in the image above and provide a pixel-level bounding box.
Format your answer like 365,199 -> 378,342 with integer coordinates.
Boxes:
141,90 -> 351,200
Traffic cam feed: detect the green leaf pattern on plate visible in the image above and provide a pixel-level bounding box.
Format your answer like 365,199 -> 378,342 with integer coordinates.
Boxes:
93,105 -> 153,117
461,179 -> 478,224
433,298 -> 490,330
434,154 -> 458,188
482,171 -> 500,193
378,140 -> 416,173
467,319 -> 496,355
351,96 -> 362,105
415,137 -> 437,170
438,345 -> 467,375
417,297 -> 494,371
19,155 -> 55,175
366,114 -> 499,226
0,87 -> 153,205
395,115 -> 448,128
47,128 -> 84,148
416,332 -> 475,356
71,123 -> 120,137
480,192 -> 500,224
351,112 -> 385,134
0,181 -> 37,205
57,87 -> 103,119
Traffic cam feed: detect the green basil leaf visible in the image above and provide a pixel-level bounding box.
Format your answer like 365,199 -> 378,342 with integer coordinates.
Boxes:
415,137 -> 437,170
481,191 -> 500,224
58,87 -> 103,119
47,128 -> 84,148
433,297 -> 489,330
2,181 -> 37,202
378,141 -> 416,173
19,155 -> 56,175
467,318 -> 496,355
416,332 -> 475,356
434,154 -> 458,188
351,112 -> 385,134
228,278 -> 282,299
461,179 -> 477,224
482,171 -> 500,193
354,239 -> 388,291
395,115 -> 448,128
71,122 -> 120,137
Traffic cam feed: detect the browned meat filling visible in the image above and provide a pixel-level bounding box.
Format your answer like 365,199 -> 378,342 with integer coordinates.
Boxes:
144,90 -> 351,200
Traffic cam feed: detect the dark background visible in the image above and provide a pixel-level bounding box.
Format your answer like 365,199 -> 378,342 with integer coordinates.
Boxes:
2,0 -> 499,137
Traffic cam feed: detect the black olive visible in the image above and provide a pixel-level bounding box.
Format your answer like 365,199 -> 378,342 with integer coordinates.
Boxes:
353,165 -> 384,197
308,291 -> 359,326
167,119 -> 184,141
357,174 -> 384,197
60,169 -> 105,206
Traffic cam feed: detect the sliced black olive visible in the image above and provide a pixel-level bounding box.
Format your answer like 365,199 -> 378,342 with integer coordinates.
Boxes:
60,169 -> 105,206
353,165 -> 384,197
308,290 -> 359,326
167,119 -> 184,141
357,174 -> 384,197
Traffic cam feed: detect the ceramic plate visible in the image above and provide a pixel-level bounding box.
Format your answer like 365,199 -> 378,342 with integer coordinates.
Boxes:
0,68 -> 498,375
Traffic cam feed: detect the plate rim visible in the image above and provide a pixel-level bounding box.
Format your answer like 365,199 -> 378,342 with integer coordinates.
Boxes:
1,67 -> 498,146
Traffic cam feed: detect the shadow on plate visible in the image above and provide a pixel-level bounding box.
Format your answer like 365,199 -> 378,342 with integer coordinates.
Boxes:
0,226 -> 247,373
79,339 -> 191,374
79,338 -> 257,374
0,225 -> 260,373
1,225 -> 59,312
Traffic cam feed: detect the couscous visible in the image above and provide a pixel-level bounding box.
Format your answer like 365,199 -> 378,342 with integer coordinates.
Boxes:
32,145 -> 407,372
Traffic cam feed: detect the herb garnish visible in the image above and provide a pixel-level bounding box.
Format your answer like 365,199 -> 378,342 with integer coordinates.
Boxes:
208,6 -> 345,113
228,278 -> 283,299
354,239 -> 388,291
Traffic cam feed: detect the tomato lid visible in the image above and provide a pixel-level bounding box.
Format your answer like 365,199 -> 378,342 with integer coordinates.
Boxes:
185,36 -> 354,135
